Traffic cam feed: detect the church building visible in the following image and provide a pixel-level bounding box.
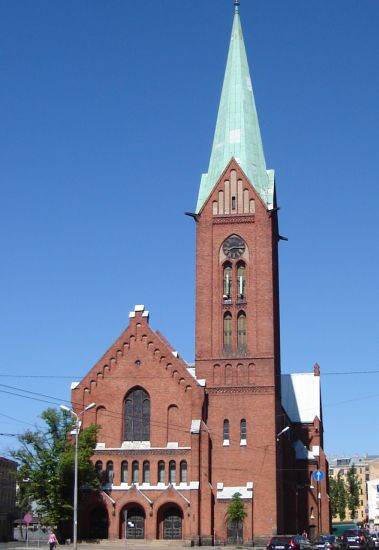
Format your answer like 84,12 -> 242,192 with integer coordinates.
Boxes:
71,1 -> 330,543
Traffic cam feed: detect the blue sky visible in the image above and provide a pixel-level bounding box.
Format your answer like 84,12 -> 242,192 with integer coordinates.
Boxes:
1,0 -> 378,461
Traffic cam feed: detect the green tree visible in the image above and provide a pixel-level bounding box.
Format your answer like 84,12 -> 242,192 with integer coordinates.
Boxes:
11,408 -> 99,541
226,492 -> 248,545
329,472 -> 347,521
346,466 -> 360,520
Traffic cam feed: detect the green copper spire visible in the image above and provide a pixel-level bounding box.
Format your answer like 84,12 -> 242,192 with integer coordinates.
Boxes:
196,3 -> 274,213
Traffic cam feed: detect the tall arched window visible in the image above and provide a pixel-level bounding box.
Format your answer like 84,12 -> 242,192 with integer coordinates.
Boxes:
240,419 -> 247,444
121,461 -> 128,483
224,312 -> 232,352
158,461 -> 165,483
124,387 -> 150,441
132,460 -> 139,484
237,262 -> 246,300
143,461 -> 150,484
169,460 -> 176,484
106,461 -> 114,483
223,419 -> 230,444
95,460 -> 103,482
223,264 -> 232,299
237,311 -> 247,350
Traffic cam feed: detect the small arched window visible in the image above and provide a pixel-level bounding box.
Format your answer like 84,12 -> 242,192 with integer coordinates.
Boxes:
180,461 -> 187,483
143,461 -> 150,484
121,461 -> 128,483
132,460 -> 139,484
158,461 -> 165,483
240,419 -> 247,445
237,262 -> 246,300
224,312 -> 232,352
124,387 -> 150,442
169,460 -> 176,484
237,311 -> 247,350
223,419 -> 230,444
223,264 -> 232,299
106,461 -> 114,483
95,460 -> 103,482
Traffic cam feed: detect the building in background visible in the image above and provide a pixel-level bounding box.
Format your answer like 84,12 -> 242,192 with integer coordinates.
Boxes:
0,457 -> 17,541
328,455 -> 376,524
69,2 -> 330,544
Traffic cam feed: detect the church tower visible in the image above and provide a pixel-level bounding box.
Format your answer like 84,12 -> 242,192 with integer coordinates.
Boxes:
195,1 -> 283,538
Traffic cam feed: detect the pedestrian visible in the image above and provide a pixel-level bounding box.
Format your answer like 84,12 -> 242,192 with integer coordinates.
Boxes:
302,530 -> 308,540
48,532 -> 58,550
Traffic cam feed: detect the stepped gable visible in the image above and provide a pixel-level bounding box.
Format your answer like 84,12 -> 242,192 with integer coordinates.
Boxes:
71,305 -> 202,405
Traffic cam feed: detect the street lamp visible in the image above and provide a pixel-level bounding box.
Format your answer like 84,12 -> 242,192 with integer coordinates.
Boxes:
60,402 -> 96,550
276,426 -> 290,441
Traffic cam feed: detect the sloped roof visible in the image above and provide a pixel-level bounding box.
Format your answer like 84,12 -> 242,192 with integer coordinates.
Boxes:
281,373 -> 321,423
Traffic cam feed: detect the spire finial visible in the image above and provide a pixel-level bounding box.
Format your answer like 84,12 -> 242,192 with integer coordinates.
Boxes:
234,0 -> 240,14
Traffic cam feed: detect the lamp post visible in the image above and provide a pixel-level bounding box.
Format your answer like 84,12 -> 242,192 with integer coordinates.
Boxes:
60,402 -> 96,550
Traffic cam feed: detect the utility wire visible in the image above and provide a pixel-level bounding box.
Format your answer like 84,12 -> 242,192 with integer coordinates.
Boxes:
0,370 -> 378,378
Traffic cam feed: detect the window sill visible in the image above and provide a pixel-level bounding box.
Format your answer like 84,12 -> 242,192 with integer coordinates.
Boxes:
223,440 -> 230,447
240,439 -> 247,446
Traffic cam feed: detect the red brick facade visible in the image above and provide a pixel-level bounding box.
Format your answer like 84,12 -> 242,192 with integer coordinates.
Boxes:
70,10 -> 330,546
71,166 -> 330,542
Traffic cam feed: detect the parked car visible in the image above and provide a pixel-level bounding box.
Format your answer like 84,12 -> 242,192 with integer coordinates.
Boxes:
370,534 -> 379,549
314,535 -> 342,550
341,529 -> 375,550
267,535 -> 314,550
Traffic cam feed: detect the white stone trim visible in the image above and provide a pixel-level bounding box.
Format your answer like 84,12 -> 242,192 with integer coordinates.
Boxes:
95,445 -> 191,451
191,420 -> 201,434
216,484 -> 253,500
102,490 -> 116,504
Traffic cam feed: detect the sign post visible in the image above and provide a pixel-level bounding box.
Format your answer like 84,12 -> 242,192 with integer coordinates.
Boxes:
313,470 -> 324,535
24,514 -> 32,548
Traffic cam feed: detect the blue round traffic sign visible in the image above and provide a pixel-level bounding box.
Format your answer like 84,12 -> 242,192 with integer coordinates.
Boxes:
313,470 -> 324,482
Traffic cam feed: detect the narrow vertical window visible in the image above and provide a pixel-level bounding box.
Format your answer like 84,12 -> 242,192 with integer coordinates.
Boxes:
180,461 -> 187,483
169,460 -> 176,484
223,419 -> 230,445
158,461 -> 165,483
143,461 -> 150,483
132,460 -> 139,484
95,461 -> 103,482
121,461 -> 128,483
223,264 -> 232,299
237,263 -> 246,300
237,311 -> 247,350
240,419 -> 247,445
224,312 -> 232,352
106,461 -> 114,483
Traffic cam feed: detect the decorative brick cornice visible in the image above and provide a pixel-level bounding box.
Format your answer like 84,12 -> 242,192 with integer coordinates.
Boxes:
213,215 -> 255,224
206,385 -> 274,395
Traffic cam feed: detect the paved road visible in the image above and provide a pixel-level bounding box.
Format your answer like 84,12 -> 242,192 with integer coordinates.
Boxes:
0,545 -> 220,550
0,543 -> 262,550
1,544 -> 185,550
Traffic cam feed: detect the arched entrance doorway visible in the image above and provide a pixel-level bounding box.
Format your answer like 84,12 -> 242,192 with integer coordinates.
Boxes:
120,505 -> 145,539
89,506 -> 108,539
157,504 -> 183,540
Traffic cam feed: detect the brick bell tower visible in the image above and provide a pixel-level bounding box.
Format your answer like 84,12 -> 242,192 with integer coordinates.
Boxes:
194,1 -> 283,539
